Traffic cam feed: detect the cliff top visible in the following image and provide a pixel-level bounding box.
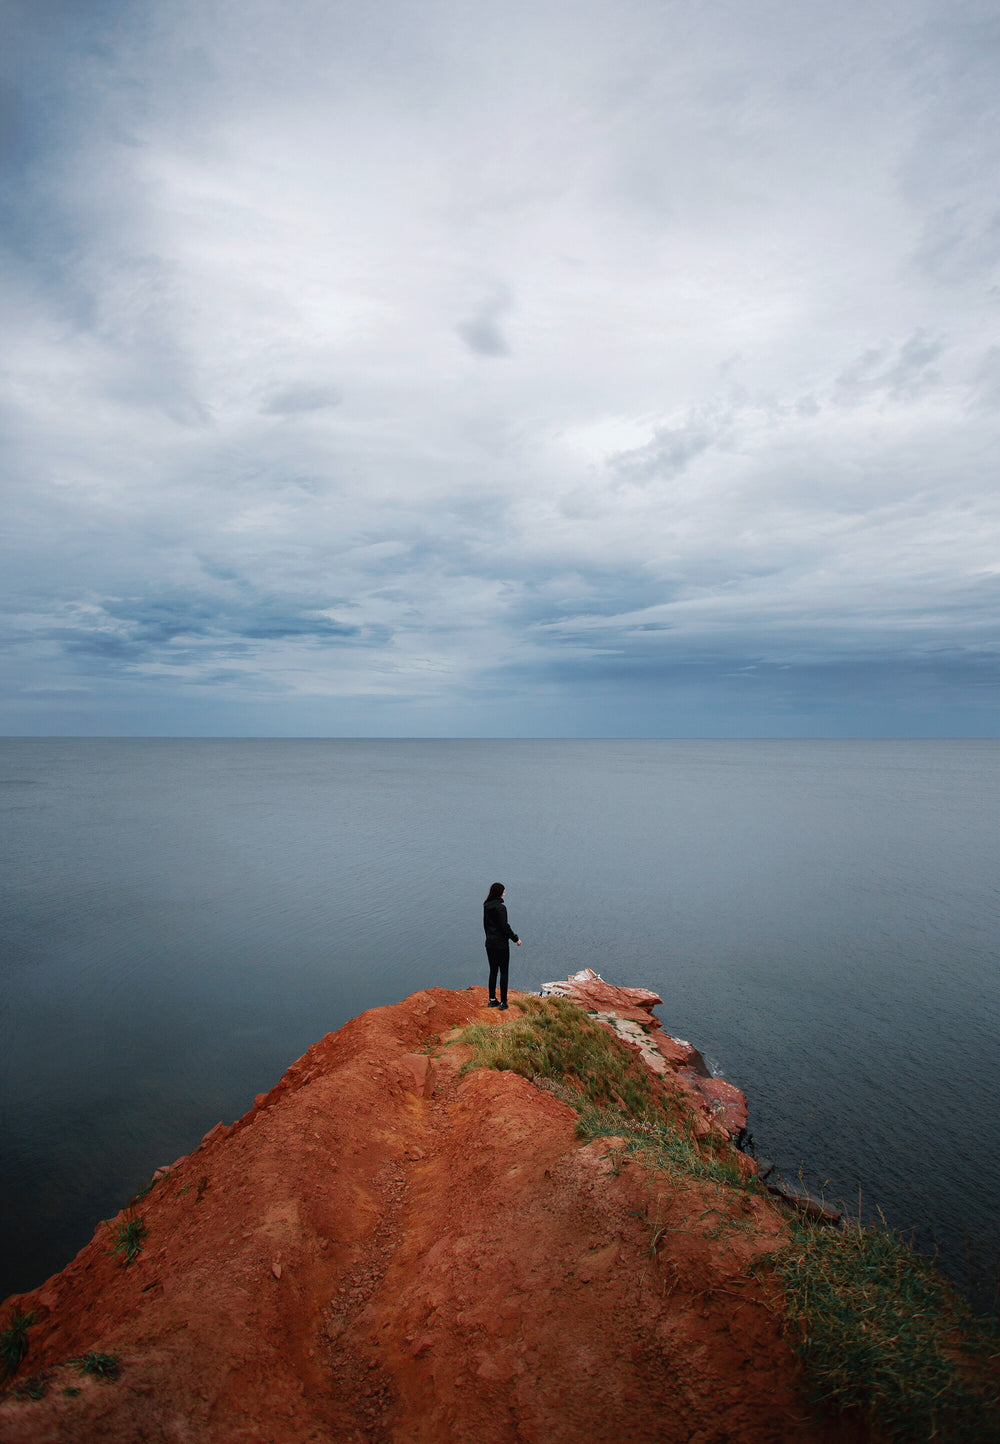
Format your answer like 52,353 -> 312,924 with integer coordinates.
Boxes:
1,976 -> 996,1443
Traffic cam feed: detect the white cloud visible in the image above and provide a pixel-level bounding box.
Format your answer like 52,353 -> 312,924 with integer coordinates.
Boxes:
2,0 -> 999,733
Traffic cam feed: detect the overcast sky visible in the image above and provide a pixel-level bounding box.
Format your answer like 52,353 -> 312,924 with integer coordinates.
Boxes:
3,0 -> 999,736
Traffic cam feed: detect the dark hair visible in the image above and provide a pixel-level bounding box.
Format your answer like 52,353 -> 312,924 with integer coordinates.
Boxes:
485,882 -> 505,903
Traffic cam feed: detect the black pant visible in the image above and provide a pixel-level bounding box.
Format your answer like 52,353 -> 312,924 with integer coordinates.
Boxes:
486,939 -> 509,1004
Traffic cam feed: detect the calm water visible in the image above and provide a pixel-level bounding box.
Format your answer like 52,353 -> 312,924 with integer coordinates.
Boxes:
2,739 -> 999,1309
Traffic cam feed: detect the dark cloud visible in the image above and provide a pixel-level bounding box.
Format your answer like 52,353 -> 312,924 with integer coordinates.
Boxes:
610,415 -> 722,482
456,287 -> 512,357
23,591 -> 379,676
833,331 -> 944,406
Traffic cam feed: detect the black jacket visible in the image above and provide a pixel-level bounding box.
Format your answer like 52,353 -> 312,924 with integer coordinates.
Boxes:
483,897 -> 519,945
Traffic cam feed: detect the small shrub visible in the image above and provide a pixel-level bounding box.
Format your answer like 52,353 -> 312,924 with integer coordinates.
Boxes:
107,1212 -> 147,1265
0,1308 -> 36,1378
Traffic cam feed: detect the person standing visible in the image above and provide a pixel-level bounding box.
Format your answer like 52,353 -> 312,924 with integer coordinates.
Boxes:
483,881 -> 521,1011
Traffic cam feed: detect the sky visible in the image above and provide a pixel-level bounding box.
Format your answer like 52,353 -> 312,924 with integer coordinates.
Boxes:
2,0 -> 999,737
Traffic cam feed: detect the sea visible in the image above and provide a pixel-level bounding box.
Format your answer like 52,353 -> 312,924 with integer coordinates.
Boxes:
1,738 -> 998,1311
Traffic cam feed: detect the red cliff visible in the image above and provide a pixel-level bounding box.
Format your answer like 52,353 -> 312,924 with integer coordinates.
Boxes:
0,980 -> 870,1442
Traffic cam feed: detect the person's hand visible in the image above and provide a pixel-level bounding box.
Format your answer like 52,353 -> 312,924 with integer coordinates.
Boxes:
516,939 -> 522,946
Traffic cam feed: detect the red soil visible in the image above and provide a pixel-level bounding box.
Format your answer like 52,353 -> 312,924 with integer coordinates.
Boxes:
0,983 -> 863,1443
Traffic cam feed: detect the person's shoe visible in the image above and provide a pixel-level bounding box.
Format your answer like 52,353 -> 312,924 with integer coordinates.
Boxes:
487,998 -> 500,1008
499,1002 -> 509,1011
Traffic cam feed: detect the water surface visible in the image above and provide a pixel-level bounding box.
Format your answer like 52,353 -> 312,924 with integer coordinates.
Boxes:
2,739 -> 998,1308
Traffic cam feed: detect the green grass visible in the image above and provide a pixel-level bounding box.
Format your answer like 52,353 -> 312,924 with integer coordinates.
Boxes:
70,1351 -> 120,1381
576,1100 -> 751,1188
0,1308 -> 36,1378
460,993 -> 688,1128
107,1211 -> 147,1265
768,1219 -> 1000,1443
457,992 -> 1000,1443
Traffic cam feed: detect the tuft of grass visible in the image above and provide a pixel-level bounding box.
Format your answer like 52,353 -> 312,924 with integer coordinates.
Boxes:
576,1101 -> 754,1193
69,1351 -> 120,1381
129,1169 -> 165,1206
764,1216 -> 1000,1443
462,993 -> 686,1128
0,1308 -> 36,1378
107,1211 -> 147,1265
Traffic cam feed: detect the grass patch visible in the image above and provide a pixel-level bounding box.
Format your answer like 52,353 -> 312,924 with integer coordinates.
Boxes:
767,1219 -> 1000,1443
70,1351 -> 120,1381
0,1308 -> 36,1378
461,993 -> 686,1128
576,1101 -> 752,1190
107,1211 -> 147,1265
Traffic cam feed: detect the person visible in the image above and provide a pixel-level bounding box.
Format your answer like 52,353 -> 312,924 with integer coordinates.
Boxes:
483,881 -> 521,1011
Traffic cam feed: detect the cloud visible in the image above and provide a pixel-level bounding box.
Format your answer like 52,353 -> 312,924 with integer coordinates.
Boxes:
833,331 -> 945,406
455,286 -> 512,357
1,0 -> 999,734
7,590 -> 375,681
970,346 -> 1000,412
609,414 -> 724,483
260,385 -> 342,417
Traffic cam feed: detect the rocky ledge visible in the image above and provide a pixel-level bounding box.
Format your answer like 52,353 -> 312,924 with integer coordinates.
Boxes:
0,976 -> 851,1443
541,967 -> 750,1141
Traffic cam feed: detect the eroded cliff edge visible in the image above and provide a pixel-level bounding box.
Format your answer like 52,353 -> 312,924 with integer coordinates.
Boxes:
0,976 -> 992,1443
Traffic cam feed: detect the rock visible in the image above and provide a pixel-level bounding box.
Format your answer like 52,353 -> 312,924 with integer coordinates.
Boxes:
399,1053 -> 435,1097
693,1077 -> 748,1138
766,1181 -> 842,1225
652,1032 -> 703,1068
199,1122 -> 229,1149
35,1283 -> 59,1311
539,971 -> 749,1144
541,967 -> 663,1015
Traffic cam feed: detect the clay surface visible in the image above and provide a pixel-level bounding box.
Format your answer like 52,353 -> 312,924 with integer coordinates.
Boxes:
0,982 -> 858,1443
